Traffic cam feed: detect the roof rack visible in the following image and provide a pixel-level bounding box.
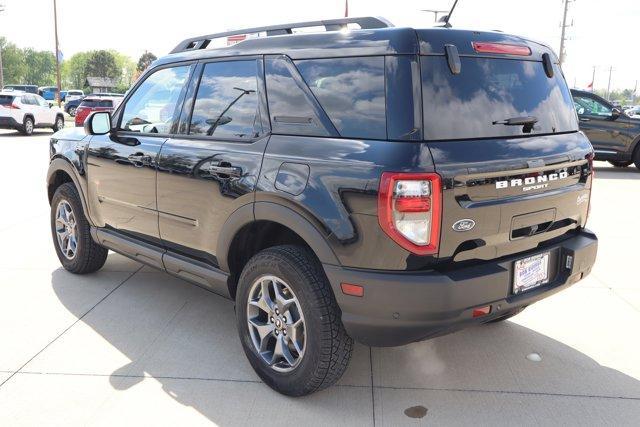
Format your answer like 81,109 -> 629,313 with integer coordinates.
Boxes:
170,16 -> 393,54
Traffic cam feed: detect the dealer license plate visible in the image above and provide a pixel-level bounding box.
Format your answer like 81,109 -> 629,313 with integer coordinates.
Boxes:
513,252 -> 550,294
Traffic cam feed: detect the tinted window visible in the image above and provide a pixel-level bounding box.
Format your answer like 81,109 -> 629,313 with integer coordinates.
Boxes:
121,66 -> 190,133
421,57 -> 578,140
295,57 -> 386,139
23,95 -> 37,105
265,57 -> 333,137
0,95 -> 14,105
573,95 -> 612,117
81,99 -> 113,108
189,61 -> 260,139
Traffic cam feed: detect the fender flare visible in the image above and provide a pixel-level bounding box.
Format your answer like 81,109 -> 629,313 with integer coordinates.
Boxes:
47,157 -> 94,226
216,201 -> 340,273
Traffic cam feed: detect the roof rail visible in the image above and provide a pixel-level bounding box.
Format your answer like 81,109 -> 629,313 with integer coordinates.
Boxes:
170,16 -> 393,54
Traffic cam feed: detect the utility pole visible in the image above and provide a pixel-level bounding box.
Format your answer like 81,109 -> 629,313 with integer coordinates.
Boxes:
634,80 -> 638,104
559,0 -> 573,66
606,66 -> 613,101
0,3 -> 5,89
590,66 -> 596,91
53,0 -> 62,106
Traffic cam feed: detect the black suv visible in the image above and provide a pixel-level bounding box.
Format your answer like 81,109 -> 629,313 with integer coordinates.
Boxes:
571,89 -> 640,169
47,17 -> 598,396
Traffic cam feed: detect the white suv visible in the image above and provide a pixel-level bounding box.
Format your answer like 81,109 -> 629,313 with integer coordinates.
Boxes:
0,91 -> 65,135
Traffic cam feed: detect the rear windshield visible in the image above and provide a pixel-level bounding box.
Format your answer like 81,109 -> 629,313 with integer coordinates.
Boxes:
0,95 -> 14,105
421,57 -> 578,140
81,99 -> 112,108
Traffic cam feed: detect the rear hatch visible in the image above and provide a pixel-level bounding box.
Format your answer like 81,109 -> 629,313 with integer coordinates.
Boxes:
0,95 -> 16,118
417,29 -> 593,263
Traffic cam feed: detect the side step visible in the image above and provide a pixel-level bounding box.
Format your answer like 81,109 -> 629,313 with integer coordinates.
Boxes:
92,228 -> 231,299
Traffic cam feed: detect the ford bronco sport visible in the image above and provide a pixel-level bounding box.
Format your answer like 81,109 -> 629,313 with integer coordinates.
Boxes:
47,17 -> 598,396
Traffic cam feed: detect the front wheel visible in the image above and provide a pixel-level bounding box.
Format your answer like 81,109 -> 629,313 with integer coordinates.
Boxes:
20,116 -> 34,135
236,245 -> 353,396
53,115 -> 65,132
68,107 -> 77,116
50,183 -> 108,274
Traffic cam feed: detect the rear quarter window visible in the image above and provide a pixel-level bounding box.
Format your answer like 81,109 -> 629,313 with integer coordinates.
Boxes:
0,96 -> 14,105
295,57 -> 386,140
421,56 -> 578,140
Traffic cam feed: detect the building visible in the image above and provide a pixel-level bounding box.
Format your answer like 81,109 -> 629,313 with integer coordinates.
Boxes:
85,77 -> 117,94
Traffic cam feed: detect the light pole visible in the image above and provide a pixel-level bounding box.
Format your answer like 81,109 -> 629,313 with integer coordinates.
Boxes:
53,0 -> 62,106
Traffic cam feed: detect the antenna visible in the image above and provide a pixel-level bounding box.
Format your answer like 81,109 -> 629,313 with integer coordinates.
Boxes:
442,0 -> 460,28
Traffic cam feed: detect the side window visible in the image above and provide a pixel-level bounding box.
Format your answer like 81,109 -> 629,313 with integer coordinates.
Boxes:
35,96 -> 49,107
22,95 -> 35,105
121,66 -> 190,134
295,56 -> 386,139
189,60 -> 260,139
265,57 -> 333,137
574,96 -> 612,117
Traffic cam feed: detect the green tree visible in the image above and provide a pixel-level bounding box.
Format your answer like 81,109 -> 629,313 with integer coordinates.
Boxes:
61,52 -> 89,89
110,50 -> 136,90
23,48 -> 56,86
85,50 -> 119,79
0,37 -> 26,84
136,51 -> 157,72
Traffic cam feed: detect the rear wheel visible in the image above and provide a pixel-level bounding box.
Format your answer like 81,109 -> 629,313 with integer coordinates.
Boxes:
236,245 -> 353,396
20,116 -> 34,135
68,107 -> 77,116
50,182 -> 108,274
634,148 -> 640,171
608,160 -> 632,168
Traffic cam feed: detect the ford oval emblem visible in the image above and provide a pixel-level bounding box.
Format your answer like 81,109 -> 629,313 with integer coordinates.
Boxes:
452,219 -> 475,232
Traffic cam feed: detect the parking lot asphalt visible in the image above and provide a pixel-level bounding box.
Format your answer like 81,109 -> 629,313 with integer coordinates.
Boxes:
0,129 -> 638,426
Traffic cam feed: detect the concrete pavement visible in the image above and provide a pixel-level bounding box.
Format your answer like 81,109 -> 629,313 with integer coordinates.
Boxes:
0,129 -> 639,425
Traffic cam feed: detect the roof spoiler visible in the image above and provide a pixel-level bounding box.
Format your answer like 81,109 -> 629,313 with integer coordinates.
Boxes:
170,16 -> 393,54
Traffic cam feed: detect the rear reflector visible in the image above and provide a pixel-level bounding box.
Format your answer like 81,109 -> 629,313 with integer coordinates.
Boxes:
472,305 -> 491,318
472,42 -> 531,56
341,283 -> 364,297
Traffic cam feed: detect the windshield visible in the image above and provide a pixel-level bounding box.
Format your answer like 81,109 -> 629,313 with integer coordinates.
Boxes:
421,57 -> 578,140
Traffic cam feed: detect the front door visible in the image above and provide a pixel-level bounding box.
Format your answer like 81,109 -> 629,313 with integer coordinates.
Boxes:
156,59 -> 269,266
573,93 -> 630,155
86,65 -> 193,244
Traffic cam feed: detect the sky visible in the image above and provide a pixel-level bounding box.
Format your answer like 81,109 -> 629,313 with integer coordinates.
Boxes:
1,0 -> 639,92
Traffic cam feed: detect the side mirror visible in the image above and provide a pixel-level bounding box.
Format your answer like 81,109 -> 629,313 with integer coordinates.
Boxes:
611,108 -> 621,120
84,111 -> 112,135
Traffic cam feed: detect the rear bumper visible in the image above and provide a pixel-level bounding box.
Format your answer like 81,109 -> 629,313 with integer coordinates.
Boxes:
324,229 -> 597,347
0,116 -> 20,128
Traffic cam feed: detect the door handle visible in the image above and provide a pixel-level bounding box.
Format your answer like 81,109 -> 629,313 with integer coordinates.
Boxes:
128,153 -> 153,167
579,117 -> 590,122
207,163 -> 242,177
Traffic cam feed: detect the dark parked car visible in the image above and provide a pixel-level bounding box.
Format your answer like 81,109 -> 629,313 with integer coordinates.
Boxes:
64,97 -> 84,116
2,84 -> 38,94
571,89 -> 640,169
47,17 -> 597,396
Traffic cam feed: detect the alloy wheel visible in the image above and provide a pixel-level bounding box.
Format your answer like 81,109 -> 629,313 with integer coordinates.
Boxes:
55,200 -> 78,260
246,275 -> 306,372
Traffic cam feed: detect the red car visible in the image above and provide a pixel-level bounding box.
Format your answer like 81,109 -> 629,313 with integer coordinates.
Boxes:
74,97 -> 122,127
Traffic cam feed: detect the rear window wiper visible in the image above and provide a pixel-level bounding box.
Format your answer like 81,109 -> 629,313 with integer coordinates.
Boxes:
492,116 -> 538,133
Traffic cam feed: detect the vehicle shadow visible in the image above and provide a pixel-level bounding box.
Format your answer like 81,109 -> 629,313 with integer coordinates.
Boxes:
50,257 -> 640,423
594,166 -> 640,180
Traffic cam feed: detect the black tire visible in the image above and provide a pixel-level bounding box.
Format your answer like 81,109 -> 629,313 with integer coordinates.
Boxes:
68,107 -> 76,117
20,116 -> 34,135
50,182 -> 108,274
236,245 -> 353,396
485,307 -> 525,323
52,115 -> 65,132
608,160 -> 632,168
634,148 -> 640,171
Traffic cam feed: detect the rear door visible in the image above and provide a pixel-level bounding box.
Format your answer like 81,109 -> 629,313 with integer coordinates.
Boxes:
156,58 -> 269,267
86,64 -> 193,246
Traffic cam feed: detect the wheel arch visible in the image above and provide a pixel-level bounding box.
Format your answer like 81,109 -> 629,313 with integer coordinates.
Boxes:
218,202 -> 340,299
47,158 -> 93,226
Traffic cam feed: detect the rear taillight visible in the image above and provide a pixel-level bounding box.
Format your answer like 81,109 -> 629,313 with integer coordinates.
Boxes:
585,152 -> 594,224
378,172 -> 442,255
2,103 -> 21,109
472,42 -> 531,56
